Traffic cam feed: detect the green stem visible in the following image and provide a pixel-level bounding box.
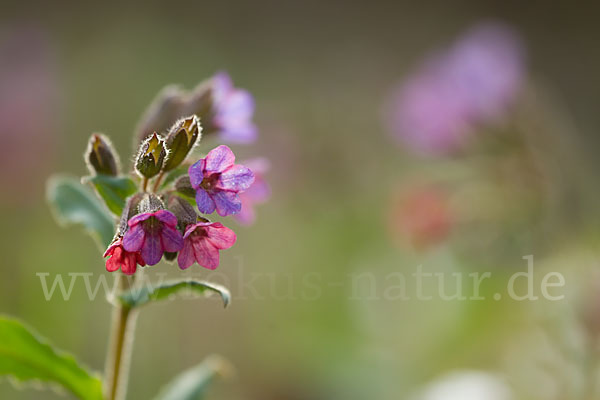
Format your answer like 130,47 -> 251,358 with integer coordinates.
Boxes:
104,274 -> 137,400
152,171 -> 165,192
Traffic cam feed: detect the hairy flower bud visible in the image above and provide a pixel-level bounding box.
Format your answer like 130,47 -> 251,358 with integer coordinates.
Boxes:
138,192 -> 165,214
85,134 -> 119,176
167,194 -> 197,231
135,133 -> 166,178
116,193 -> 144,237
163,115 -> 202,172
174,175 -> 196,198
136,85 -> 186,143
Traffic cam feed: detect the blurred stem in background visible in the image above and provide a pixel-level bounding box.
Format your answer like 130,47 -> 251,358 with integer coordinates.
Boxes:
104,273 -> 137,400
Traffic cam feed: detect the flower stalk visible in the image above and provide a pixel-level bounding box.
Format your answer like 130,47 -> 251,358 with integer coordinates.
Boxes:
104,274 -> 137,400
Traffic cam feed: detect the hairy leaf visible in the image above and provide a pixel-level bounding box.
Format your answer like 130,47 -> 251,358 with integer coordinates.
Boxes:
47,175 -> 115,249
83,175 -> 138,216
119,280 -> 230,309
0,316 -> 103,400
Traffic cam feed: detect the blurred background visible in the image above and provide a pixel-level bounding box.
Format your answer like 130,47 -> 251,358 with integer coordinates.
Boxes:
2,1 -> 600,399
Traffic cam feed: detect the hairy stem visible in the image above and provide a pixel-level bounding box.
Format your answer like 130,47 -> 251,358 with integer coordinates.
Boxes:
104,274 -> 137,400
142,177 -> 149,192
152,171 -> 165,192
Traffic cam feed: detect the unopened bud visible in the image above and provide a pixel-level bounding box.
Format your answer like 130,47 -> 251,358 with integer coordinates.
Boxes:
135,133 -> 166,178
85,134 -> 119,176
138,193 -> 165,214
174,175 -> 196,198
116,194 -> 144,237
163,115 -> 202,172
136,85 -> 186,143
167,194 -> 197,230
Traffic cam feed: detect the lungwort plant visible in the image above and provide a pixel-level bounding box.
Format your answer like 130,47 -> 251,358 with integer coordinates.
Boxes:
0,72 -> 267,400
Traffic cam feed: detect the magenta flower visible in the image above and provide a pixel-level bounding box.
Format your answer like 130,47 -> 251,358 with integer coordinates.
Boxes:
189,145 -> 254,216
384,22 -> 525,155
235,158 -> 271,225
211,72 -> 257,144
122,210 -> 184,266
104,237 -> 146,275
177,222 -> 237,270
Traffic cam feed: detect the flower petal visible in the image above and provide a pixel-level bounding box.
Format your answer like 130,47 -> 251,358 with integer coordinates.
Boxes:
154,209 -> 178,227
217,123 -> 258,144
127,212 -> 153,227
204,145 -> 235,173
206,223 -> 236,249
217,165 -> 254,192
121,254 -> 137,275
161,225 -> 184,252
195,187 -> 216,214
188,159 -> 205,189
192,238 -> 220,270
122,224 -> 145,252
221,89 -> 255,121
105,248 -> 122,272
177,240 -> 195,270
141,233 -> 162,266
212,190 -> 241,216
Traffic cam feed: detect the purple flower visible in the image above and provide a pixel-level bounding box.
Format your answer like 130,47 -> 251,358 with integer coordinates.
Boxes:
234,158 -> 271,225
188,145 -> 255,216
177,222 -> 237,270
384,22 -> 525,155
211,72 -> 257,144
122,210 -> 184,266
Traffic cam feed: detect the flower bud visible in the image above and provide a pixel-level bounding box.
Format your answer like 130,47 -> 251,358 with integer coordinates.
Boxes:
116,193 -> 144,237
135,133 -> 166,178
167,194 -> 197,230
138,192 -> 165,214
136,85 -> 186,143
85,134 -> 119,176
174,175 -> 196,198
163,115 -> 202,172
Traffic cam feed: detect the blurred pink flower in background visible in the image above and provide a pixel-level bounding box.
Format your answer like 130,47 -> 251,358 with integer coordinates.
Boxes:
390,185 -> 452,249
0,27 -> 61,194
384,22 -> 525,155
235,158 -> 271,225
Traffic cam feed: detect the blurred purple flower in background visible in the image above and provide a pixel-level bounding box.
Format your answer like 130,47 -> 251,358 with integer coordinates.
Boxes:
0,27 -> 61,194
235,158 -> 271,225
210,72 -> 258,144
384,22 -> 525,155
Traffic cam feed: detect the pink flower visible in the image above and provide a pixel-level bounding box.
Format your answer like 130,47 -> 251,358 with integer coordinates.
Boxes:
177,222 -> 237,270
210,72 -> 257,144
103,237 -> 146,275
384,22 -> 525,155
122,210 -> 184,266
235,158 -> 271,225
188,145 -> 254,216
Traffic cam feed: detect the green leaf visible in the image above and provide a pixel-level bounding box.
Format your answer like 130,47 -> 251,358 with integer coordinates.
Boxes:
154,355 -> 231,400
47,175 -> 115,249
0,316 -> 103,400
119,280 -> 230,309
83,175 -> 138,216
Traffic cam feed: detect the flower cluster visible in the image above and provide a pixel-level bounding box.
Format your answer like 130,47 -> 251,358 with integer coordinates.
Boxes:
81,73 -> 268,275
384,23 -> 525,155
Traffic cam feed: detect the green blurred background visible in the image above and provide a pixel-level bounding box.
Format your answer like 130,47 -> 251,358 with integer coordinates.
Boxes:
2,1 -> 600,399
